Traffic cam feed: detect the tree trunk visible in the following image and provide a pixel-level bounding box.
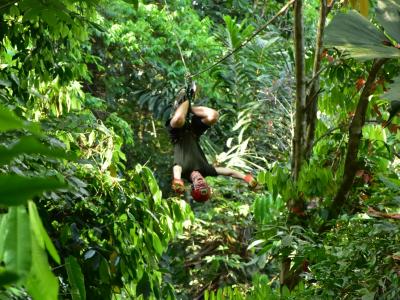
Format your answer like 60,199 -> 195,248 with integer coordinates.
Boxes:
291,0 -> 306,182
330,58 -> 387,218
304,0 -> 328,160
282,0 -> 306,290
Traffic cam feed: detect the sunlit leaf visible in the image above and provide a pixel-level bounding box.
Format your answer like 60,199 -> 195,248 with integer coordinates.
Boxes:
247,239 -> 265,250
151,231 -> 163,256
359,0 -> 369,17
28,201 -> 60,264
65,256 -> 86,300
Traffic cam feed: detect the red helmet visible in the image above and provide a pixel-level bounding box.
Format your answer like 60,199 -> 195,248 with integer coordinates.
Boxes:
190,171 -> 211,202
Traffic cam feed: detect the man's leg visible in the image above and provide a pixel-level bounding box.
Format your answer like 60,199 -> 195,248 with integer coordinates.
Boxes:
214,166 -> 258,189
191,106 -> 219,126
214,167 -> 246,180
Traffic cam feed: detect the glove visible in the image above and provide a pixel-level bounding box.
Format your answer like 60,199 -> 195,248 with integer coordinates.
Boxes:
172,178 -> 185,194
244,174 -> 259,191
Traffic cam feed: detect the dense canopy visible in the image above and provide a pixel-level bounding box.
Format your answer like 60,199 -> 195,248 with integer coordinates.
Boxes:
0,0 -> 399,299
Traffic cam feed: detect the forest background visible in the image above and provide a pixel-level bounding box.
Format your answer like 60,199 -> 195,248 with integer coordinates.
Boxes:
0,0 -> 400,299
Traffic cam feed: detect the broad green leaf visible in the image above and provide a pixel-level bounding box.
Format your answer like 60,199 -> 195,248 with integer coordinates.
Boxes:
151,231 -> 163,256
0,105 -> 40,134
65,256 -> 86,300
325,11 -> 400,60
254,196 -> 267,224
376,0 -> 400,43
42,9 -> 58,28
0,270 -> 20,287
26,235 -> 59,300
0,136 -> 70,166
3,206 -> 32,276
0,175 -> 66,206
247,239 -> 265,250
28,201 -> 60,264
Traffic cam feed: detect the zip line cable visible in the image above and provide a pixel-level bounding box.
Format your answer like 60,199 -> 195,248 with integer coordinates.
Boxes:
188,0 -> 296,79
163,0 -> 295,84
163,0 -> 189,85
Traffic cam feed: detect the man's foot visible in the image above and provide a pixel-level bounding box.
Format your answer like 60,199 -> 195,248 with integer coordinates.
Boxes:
244,174 -> 259,191
172,178 -> 185,194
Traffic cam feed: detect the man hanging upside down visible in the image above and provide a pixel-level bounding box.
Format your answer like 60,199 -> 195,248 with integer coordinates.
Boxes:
166,84 -> 258,202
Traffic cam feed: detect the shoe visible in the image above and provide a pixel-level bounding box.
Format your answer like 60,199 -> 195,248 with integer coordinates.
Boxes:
172,178 -> 185,194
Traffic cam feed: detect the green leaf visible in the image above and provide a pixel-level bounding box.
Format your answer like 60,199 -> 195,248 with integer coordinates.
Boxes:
42,9 -> 58,28
0,214 -> 7,261
28,201 -> 60,264
136,272 -> 151,298
26,235 -> 59,300
254,196 -> 267,224
0,175 -> 66,206
376,0 -> 400,43
0,136 -> 71,166
0,270 -> 20,287
65,256 -> 86,300
281,285 -> 291,297
325,11 -> 400,59
247,239 -> 265,250
0,106 -> 25,132
151,231 -> 163,256
3,206 -> 32,276
121,0 -> 139,9
0,105 -> 40,134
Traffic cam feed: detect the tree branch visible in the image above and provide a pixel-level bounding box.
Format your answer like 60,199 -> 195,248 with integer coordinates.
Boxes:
304,0 -> 328,160
330,58 -> 388,218
291,0 -> 306,182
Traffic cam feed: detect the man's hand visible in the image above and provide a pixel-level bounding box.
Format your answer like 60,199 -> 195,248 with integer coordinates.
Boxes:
172,178 -> 185,194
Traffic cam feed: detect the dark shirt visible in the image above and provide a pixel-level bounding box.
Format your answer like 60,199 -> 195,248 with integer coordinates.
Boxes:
166,115 -> 217,181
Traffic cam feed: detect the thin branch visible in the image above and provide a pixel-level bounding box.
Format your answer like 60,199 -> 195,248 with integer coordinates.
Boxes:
312,124 -> 345,147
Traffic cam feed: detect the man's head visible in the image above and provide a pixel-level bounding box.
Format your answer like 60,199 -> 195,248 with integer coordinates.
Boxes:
190,171 -> 211,202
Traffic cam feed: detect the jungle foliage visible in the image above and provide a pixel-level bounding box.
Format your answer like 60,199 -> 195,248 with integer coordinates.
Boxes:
0,0 -> 399,299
